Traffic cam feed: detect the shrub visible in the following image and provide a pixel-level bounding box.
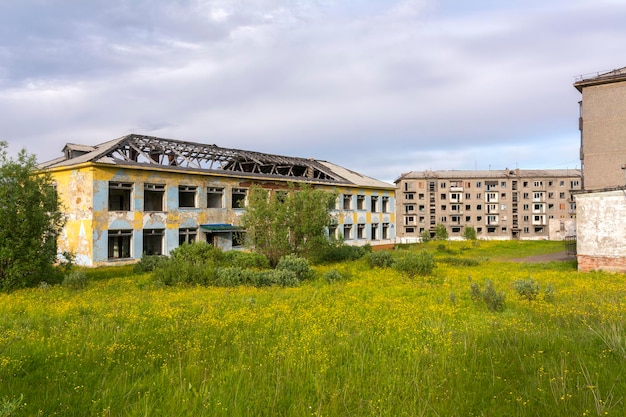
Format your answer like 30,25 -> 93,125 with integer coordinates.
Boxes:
463,226 -> 477,241
215,267 -> 255,287
134,255 -> 168,273
170,241 -> 224,265
420,230 -> 431,243
223,251 -> 270,270
434,223 -> 448,240
276,254 -> 313,281
323,269 -> 344,283
514,277 -> 540,302
367,251 -> 394,268
470,279 -> 506,312
62,270 -> 88,290
252,269 -> 299,287
439,257 -> 480,267
311,241 -> 367,264
393,251 -> 435,278
544,283 -> 556,303
153,242 -> 222,286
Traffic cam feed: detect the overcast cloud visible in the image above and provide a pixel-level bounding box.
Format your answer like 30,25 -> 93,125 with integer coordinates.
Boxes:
1,0 -> 625,182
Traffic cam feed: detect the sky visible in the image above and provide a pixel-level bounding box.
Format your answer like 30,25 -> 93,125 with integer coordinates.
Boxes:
1,0 -> 625,183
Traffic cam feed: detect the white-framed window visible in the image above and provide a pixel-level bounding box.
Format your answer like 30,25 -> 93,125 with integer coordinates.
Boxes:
109,182 -> 133,211
207,187 -> 224,208
232,188 -> 247,208
179,185 -> 197,208
145,183 -> 165,212
108,229 -> 132,259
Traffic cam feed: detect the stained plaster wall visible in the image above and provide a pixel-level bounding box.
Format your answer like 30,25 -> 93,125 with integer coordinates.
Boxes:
333,186 -> 396,245
575,190 -> 626,271
52,164 -> 395,266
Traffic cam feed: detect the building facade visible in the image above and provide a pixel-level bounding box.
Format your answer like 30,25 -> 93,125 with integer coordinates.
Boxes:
395,169 -> 581,241
573,67 -> 626,271
574,67 -> 626,191
40,134 -> 395,266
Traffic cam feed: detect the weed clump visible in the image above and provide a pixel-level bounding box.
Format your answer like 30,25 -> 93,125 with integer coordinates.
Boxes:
393,251 -> 435,278
470,279 -> 506,312
514,277 -> 540,302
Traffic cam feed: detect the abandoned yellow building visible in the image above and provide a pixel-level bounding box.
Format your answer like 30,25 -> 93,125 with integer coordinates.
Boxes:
39,134 -> 396,266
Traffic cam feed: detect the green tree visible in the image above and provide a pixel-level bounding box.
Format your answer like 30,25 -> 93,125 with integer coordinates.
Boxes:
241,183 -> 336,266
434,223 -> 449,240
463,226 -> 477,240
0,142 -> 65,291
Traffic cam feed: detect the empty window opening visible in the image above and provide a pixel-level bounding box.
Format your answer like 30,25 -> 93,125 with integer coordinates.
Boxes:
145,184 -> 165,212
357,195 -> 365,210
343,224 -> 353,240
109,182 -> 132,211
207,187 -> 224,208
371,196 -> 379,213
357,223 -> 365,239
232,188 -> 247,208
143,229 -> 164,256
179,228 -> 197,245
382,196 -> 390,213
232,231 -> 246,248
382,223 -> 390,239
179,185 -> 197,208
371,224 -> 378,240
343,194 -> 352,210
108,229 -> 132,259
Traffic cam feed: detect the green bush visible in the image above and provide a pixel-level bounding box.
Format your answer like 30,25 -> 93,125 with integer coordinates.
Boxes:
323,269 -> 345,283
544,283 -> 555,303
463,226 -> 477,240
367,251 -> 394,268
439,257 -> 480,267
470,279 -> 506,312
62,270 -> 88,290
276,254 -> 314,281
434,224 -> 448,240
252,269 -> 299,287
134,255 -> 168,273
152,242 -> 223,286
215,266 -> 255,287
420,230 -> 431,243
393,251 -> 436,278
222,251 -> 270,270
311,241 -> 367,264
514,277 -> 540,302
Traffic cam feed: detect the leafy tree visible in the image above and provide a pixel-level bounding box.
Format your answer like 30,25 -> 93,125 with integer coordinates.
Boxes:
241,183 -> 336,266
434,223 -> 449,240
0,142 -> 65,291
463,226 -> 477,240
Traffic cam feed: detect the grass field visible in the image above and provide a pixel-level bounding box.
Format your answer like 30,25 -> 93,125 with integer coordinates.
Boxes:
1,240 -> 626,416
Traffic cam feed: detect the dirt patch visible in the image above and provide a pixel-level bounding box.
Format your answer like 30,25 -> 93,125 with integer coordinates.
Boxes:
507,251 -> 575,263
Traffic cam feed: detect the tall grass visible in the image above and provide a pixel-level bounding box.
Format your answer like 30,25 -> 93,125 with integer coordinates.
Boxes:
1,241 -> 625,416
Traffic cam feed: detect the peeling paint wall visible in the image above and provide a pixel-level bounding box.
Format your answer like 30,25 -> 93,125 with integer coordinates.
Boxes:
50,164 -> 396,266
576,190 -> 626,271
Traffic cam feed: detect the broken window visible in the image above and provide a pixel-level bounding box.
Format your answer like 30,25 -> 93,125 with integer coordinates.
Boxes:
232,231 -> 246,248
207,187 -> 224,208
343,224 -> 352,240
178,185 -> 197,208
179,228 -> 197,245
108,229 -> 132,259
382,223 -> 390,239
232,188 -> 247,208
343,194 -> 352,210
109,182 -> 132,211
382,196 -> 389,213
371,196 -> 378,213
144,184 -> 165,211
357,195 -> 365,210
370,223 -> 378,240
143,229 -> 164,256
405,227 -> 415,234
328,224 -> 338,239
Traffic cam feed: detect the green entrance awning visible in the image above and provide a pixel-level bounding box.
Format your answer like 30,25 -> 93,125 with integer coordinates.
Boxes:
200,224 -> 242,232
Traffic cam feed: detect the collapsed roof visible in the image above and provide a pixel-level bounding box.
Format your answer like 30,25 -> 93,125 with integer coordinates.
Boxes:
40,134 -> 393,189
